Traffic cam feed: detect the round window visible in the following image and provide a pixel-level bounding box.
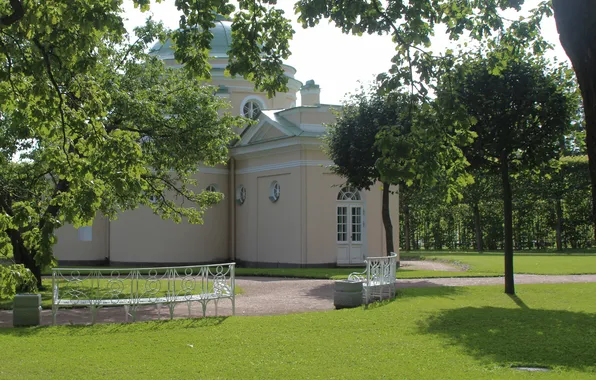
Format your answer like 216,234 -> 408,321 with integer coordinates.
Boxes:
236,185 -> 247,205
206,184 -> 218,192
269,181 -> 280,202
242,100 -> 262,120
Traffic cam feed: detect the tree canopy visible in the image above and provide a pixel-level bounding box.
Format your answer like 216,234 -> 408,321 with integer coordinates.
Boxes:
326,83 -> 472,256
437,53 -> 577,294
293,0 -> 596,247
0,1 -> 296,287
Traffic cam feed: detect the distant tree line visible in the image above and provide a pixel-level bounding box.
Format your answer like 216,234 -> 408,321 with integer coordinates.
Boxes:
399,156 -> 592,252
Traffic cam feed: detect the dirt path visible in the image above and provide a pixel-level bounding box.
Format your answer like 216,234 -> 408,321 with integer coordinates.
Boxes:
2,274 -> 596,328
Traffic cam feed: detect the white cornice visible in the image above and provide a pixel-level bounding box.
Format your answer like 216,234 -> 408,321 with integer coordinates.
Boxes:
300,124 -> 326,133
236,160 -> 333,174
198,166 -> 229,175
231,136 -> 324,159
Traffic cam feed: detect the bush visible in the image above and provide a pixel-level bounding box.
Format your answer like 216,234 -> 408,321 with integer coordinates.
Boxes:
0,264 -> 38,299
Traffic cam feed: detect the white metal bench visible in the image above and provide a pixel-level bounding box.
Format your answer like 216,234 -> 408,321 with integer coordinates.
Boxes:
348,252 -> 398,304
51,263 -> 235,324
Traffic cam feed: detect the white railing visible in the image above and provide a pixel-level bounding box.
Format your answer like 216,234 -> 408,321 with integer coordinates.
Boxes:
348,252 -> 398,304
51,263 -> 235,325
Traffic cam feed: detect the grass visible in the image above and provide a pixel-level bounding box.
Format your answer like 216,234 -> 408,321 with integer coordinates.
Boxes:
1,283 -> 595,378
44,250 -> 596,281
0,278 -> 243,310
425,253 -> 596,275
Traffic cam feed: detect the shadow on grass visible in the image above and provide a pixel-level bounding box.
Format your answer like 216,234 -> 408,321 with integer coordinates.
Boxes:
420,305 -> 596,371
0,316 -> 228,337
365,286 -> 466,310
397,284 -> 465,298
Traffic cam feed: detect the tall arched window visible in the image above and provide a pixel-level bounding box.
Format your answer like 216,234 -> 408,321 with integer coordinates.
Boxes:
337,187 -> 361,201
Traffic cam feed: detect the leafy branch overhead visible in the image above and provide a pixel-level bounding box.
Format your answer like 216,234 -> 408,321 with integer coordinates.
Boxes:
0,0 -> 294,285
295,0 -> 553,96
325,83 -> 472,255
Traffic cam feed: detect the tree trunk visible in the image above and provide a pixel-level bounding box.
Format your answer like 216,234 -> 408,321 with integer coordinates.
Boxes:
10,229 -> 43,288
381,183 -> 394,255
473,203 -> 483,252
403,204 -> 411,251
553,0 -> 596,242
501,156 -> 515,295
433,220 -> 442,250
555,199 -> 563,251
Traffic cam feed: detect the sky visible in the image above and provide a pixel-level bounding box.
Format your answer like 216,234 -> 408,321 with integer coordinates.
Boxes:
122,1 -> 570,105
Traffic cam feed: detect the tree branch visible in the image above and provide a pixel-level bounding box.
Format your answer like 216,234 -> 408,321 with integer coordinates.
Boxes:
33,38 -> 72,166
0,0 -> 24,28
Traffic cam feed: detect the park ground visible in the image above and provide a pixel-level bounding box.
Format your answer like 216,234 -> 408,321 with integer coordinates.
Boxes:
1,251 -> 596,378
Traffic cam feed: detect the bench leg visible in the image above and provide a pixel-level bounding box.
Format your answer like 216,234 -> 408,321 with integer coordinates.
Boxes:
124,305 -> 129,322
214,300 -> 218,316
127,305 -> 138,322
90,305 -> 97,324
201,301 -> 207,318
187,301 -> 192,318
232,297 -> 235,316
52,305 -> 58,326
168,303 -> 175,320
156,303 -> 162,319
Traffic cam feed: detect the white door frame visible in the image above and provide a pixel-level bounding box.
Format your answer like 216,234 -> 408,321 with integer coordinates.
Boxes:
336,187 -> 366,265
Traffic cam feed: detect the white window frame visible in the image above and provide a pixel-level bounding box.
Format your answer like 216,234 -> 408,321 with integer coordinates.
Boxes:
240,95 -> 265,120
236,185 -> 247,205
206,184 -> 219,192
269,181 -> 281,202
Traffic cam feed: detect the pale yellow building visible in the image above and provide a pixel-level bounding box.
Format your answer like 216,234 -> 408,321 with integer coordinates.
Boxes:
54,17 -> 399,268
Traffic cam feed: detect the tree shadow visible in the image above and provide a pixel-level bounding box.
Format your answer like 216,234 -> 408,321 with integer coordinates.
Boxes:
396,284 -> 465,298
420,305 -> 596,371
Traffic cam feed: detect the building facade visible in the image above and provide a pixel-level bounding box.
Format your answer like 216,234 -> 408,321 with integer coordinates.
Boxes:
54,17 -> 399,267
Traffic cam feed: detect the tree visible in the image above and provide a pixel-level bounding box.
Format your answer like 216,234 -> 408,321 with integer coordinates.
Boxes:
294,1 -> 596,243
462,170 -> 500,253
534,157 -> 591,250
325,88 -> 411,256
326,85 -> 472,256
438,55 -> 576,294
0,1 -> 294,286
551,1 -> 596,241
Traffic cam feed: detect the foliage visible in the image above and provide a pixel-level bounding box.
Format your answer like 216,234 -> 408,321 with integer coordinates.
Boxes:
326,84 -> 472,254
398,158 -> 592,252
295,0 -> 552,97
294,0 -> 596,252
0,1 -> 294,282
436,51 -> 577,293
0,263 -> 37,299
2,284 -> 596,378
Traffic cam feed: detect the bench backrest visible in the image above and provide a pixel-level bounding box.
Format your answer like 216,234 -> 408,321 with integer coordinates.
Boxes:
52,263 -> 235,305
365,252 -> 397,285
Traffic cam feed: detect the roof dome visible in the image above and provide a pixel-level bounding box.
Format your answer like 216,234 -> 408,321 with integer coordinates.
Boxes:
150,16 -> 232,60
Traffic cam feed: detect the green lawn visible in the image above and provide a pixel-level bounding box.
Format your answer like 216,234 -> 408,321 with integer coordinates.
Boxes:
1,283 -> 595,378
47,251 -> 596,282
426,253 -> 596,275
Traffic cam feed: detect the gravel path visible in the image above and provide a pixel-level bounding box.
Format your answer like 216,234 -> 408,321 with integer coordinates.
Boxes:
2,274 -> 596,328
